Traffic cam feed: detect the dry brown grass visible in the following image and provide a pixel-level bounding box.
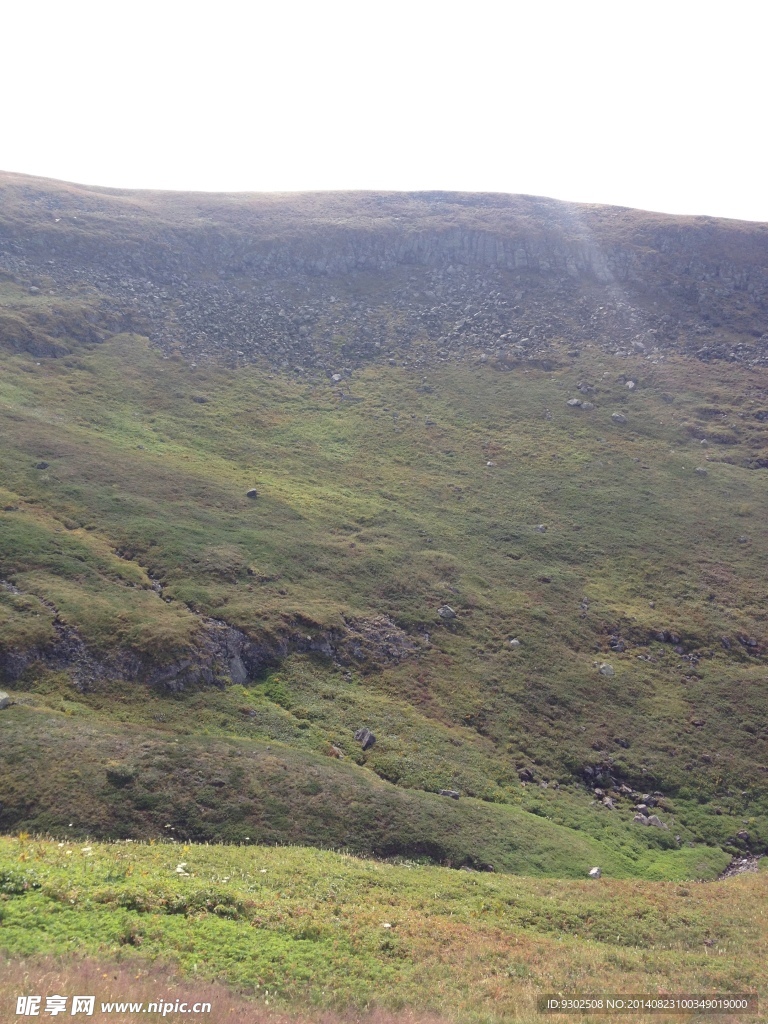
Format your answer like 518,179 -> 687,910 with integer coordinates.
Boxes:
0,956 -> 457,1024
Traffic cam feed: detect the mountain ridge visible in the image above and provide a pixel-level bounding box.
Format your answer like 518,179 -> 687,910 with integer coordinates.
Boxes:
2,171 -> 767,373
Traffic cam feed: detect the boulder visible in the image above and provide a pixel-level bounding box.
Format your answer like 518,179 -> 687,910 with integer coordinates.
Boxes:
588,866 -> 601,879
246,488 -> 259,499
437,605 -> 456,620
0,691 -> 11,710
598,662 -> 615,676
354,727 -> 376,751
611,412 -> 627,424
646,814 -> 667,828
439,789 -> 460,799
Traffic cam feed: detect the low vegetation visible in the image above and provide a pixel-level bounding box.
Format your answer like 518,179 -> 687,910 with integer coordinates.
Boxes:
2,176 -> 768,1019
1,837 -> 765,1023
2,331 -> 767,868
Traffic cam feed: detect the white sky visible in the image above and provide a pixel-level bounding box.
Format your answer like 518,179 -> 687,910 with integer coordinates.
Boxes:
2,1 -> 766,222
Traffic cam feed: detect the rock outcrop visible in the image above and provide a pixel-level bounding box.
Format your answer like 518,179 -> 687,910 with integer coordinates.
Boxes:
1,174 -> 767,373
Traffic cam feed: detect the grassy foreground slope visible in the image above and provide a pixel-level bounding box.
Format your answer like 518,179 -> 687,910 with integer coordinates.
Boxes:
1,836 -> 765,1023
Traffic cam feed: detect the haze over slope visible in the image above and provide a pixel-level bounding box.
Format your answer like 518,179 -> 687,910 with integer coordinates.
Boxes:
1,172 -> 768,878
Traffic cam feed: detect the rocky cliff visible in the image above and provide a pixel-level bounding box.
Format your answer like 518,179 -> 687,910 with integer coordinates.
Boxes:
1,173 -> 767,372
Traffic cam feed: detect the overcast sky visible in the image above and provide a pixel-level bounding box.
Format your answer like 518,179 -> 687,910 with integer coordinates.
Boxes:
3,1 -> 765,221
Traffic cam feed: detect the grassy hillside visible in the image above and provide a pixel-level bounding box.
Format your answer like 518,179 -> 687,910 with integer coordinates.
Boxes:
0,169 -> 765,888
1,322 -> 767,871
3,174 -> 768,1020
1,836 -> 765,1023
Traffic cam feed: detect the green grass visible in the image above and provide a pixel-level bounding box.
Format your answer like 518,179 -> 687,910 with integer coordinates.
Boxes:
0,836 -> 764,1023
3,178 -> 768,1022
0,705 -> 728,880
2,330 -> 768,868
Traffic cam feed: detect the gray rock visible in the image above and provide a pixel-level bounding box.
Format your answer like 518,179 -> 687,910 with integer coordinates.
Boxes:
626,381 -> 636,390
633,813 -> 649,824
229,656 -> 248,684
611,412 -> 627,424
647,814 -> 667,828
34,461 -> 49,470
602,796 -> 615,809
534,524 -> 547,533
598,662 -> 615,676
437,604 -> 456,620
581,401 -> 595,410
567,398 -> 582,407
695,467 -> 708,476
509,638 -> 521,647
354,727 -> 376,751
588,866 -> 601,878
0,691 -> 11,710
439,789 -> 460,799
246,488 -> 259,499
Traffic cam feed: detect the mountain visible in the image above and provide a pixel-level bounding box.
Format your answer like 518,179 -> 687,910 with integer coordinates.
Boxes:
2,171 -> 768,878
